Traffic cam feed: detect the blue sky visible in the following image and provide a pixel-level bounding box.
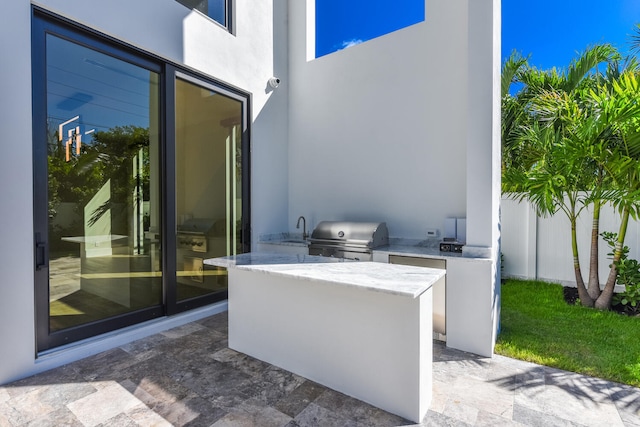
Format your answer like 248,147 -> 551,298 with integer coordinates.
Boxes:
315,0 -> 424,57
316,0 -> 640,68
502,0 -> 640,70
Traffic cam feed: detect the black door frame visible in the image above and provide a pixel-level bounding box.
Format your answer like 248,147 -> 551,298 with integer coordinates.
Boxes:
166,68 -> 252,315
32,7 -> 251,353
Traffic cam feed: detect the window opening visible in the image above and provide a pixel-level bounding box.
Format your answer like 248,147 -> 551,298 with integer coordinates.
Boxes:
315,0 -> 425,58
176,0 -> 230,30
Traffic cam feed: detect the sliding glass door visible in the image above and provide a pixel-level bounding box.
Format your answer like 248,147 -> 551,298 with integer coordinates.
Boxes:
33,10 -> 250,352
174,75 -> 245,305
34,28 -> 164,350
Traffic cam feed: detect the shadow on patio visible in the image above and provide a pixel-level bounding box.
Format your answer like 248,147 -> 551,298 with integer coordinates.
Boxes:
1,312 -> 639,426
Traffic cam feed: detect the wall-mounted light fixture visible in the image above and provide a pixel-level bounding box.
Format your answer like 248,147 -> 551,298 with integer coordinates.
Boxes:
268,77 -> 281,89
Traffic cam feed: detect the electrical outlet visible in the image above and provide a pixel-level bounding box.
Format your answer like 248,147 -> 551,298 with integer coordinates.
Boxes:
426,228 -> 440,238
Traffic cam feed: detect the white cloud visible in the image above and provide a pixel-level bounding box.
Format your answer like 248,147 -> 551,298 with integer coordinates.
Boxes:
340,39 -> 364,50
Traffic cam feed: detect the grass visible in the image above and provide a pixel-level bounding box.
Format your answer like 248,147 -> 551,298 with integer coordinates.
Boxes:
495,279 -> 640,387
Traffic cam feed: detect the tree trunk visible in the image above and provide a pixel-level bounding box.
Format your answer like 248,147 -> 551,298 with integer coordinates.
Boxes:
595,207 -> 630,310
587,199 -> 602,300
571,216 -> 594,307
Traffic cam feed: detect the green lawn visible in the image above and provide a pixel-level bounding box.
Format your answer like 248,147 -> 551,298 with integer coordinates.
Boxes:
495,279 -> 640,387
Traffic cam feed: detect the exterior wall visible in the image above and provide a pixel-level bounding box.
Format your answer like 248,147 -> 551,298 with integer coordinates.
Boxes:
288,0 -> 501,356
462,0 -> 501,356
288,0 -> 468,238
446,258 -> 496,356
0,0 -> 36,388
502,197 -> 637,290
0,0 -> 288,384
0,0 -> 501,383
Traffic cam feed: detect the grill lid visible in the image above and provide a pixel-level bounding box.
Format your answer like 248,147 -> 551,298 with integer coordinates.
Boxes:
310,221 -> 389,249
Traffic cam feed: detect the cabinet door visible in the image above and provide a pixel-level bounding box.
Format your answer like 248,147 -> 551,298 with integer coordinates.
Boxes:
388,256 -> 446,337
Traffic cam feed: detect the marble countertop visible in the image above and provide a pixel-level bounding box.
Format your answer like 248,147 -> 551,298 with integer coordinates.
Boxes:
376,241 -> 472,259
205,252 -> 444,298
61,234 -> 128,244
206,252 -> 345,268
257,234 -> 490,260
377,242 -> 460,259
376,240 -> 492,262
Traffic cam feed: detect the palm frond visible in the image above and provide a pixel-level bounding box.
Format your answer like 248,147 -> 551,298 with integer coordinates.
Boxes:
564,44 -> 620,92
629,24 -> 640,56
502,51 -> 529,98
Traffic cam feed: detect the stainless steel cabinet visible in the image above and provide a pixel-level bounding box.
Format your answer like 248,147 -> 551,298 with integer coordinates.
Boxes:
389,255 -> 446,341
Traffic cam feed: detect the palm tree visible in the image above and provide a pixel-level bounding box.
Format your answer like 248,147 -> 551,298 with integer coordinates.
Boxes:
502,45 -> 620,307
504,119 -> 596,305
501,51 -> 529,173
586,71 -> 640,309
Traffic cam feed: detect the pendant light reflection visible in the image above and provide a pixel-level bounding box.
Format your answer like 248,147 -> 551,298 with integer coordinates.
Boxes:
58,115 -> 94,162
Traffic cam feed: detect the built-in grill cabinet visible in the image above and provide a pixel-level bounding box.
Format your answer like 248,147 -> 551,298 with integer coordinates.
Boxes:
177,218 -> 227,285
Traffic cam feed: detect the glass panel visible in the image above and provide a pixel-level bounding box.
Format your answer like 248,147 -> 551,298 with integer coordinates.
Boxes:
46,35 -> 162,332
176,0 -> 227,27
207,0 -> 226,26
175,78 -> 243,301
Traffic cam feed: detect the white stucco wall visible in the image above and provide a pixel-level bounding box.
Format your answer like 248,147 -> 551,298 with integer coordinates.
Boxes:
0,0 -> 36,387
287,0 -> 500,251
464,0 -> 501,356
0,0 -> 288,384
288,0 -> 500,356
466,0 -> 501,256
288,0 -> 469,238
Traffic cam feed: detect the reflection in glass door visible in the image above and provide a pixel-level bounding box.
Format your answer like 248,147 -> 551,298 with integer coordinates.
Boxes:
34,13 -> 251,351
37,33 -> 162,348
175,76 -> 245,302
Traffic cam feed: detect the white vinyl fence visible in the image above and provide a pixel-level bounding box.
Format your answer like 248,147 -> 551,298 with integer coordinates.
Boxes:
501,196 -> 640,290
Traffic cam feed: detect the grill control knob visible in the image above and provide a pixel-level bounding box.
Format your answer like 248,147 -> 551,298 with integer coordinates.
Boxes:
338,231 -> 344,238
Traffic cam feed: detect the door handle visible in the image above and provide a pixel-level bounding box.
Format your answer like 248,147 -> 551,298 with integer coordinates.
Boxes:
35,233 -> 48,270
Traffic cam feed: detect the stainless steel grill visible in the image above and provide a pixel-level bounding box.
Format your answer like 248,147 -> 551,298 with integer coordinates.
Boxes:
177,218 -> 227,283
177,218 -> 220,253
308,221 -> 389,261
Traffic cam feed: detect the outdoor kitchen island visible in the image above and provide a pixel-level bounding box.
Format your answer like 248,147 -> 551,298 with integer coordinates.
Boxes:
204,252 -> 445,423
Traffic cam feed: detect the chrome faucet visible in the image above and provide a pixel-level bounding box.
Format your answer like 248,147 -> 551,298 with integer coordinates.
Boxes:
296,216 -> 308,240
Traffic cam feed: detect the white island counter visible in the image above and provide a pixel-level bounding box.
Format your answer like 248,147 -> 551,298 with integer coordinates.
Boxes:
205,253 -> 445,423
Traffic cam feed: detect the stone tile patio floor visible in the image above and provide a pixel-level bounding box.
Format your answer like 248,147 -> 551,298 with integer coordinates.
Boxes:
1,312 -> 639,426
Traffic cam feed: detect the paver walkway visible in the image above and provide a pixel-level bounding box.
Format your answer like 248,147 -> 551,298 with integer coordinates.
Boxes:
1,312 -> 639,426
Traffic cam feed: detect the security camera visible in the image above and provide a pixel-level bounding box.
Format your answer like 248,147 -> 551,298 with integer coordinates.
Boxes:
268,77 -> 281,89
